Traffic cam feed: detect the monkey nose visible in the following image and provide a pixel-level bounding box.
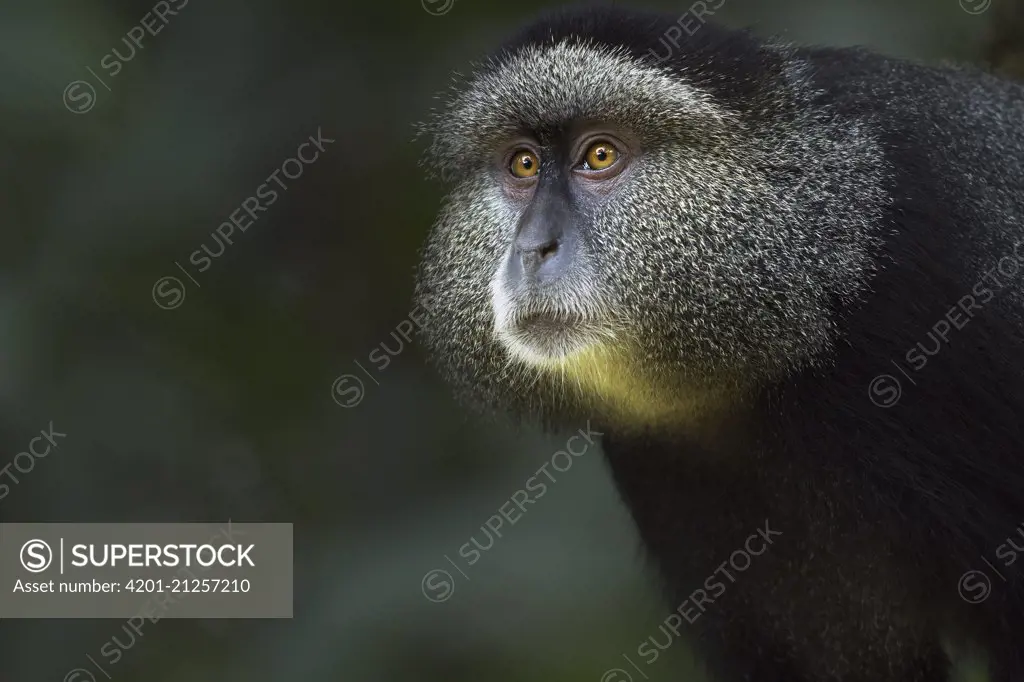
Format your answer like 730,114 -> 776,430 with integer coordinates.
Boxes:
520,237 -> 559,270
511,233 -> 575,287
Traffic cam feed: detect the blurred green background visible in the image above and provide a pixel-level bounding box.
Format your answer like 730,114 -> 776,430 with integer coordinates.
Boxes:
0,0 -> 1007,680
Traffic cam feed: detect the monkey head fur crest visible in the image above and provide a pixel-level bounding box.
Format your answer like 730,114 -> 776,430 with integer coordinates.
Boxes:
414,22 -> 888,430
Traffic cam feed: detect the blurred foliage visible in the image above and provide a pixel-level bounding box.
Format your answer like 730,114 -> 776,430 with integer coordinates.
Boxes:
0,0 -> 1006,680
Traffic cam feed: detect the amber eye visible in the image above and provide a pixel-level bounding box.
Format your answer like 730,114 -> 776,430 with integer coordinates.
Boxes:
583,141 -> 619,171
509,149 -> 540,178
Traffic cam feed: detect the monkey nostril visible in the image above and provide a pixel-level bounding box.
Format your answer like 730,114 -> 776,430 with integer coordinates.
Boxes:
537,240 -> 560,262
514,236 -> 568,284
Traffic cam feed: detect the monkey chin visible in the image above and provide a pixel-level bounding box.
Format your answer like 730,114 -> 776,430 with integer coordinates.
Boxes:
495,316 -> 724,432
496,315 -> 604,367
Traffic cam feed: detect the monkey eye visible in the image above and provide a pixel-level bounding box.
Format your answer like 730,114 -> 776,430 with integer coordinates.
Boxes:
581,141 -> 619,171
509,149 -> 540,178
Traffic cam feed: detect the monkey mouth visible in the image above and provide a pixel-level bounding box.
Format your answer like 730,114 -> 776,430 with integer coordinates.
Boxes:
498,309 -> 609,364
490,274 -> 616,365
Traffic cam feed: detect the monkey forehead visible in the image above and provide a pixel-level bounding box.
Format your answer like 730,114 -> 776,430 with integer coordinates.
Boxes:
427,40 -> 734,172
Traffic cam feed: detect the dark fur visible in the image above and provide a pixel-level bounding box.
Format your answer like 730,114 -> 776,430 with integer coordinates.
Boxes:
422,7 -> 1024,681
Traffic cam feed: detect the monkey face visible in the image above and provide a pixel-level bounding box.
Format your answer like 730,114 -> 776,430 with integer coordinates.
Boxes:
415,39 -> 887,426
488,128 -> 632,368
